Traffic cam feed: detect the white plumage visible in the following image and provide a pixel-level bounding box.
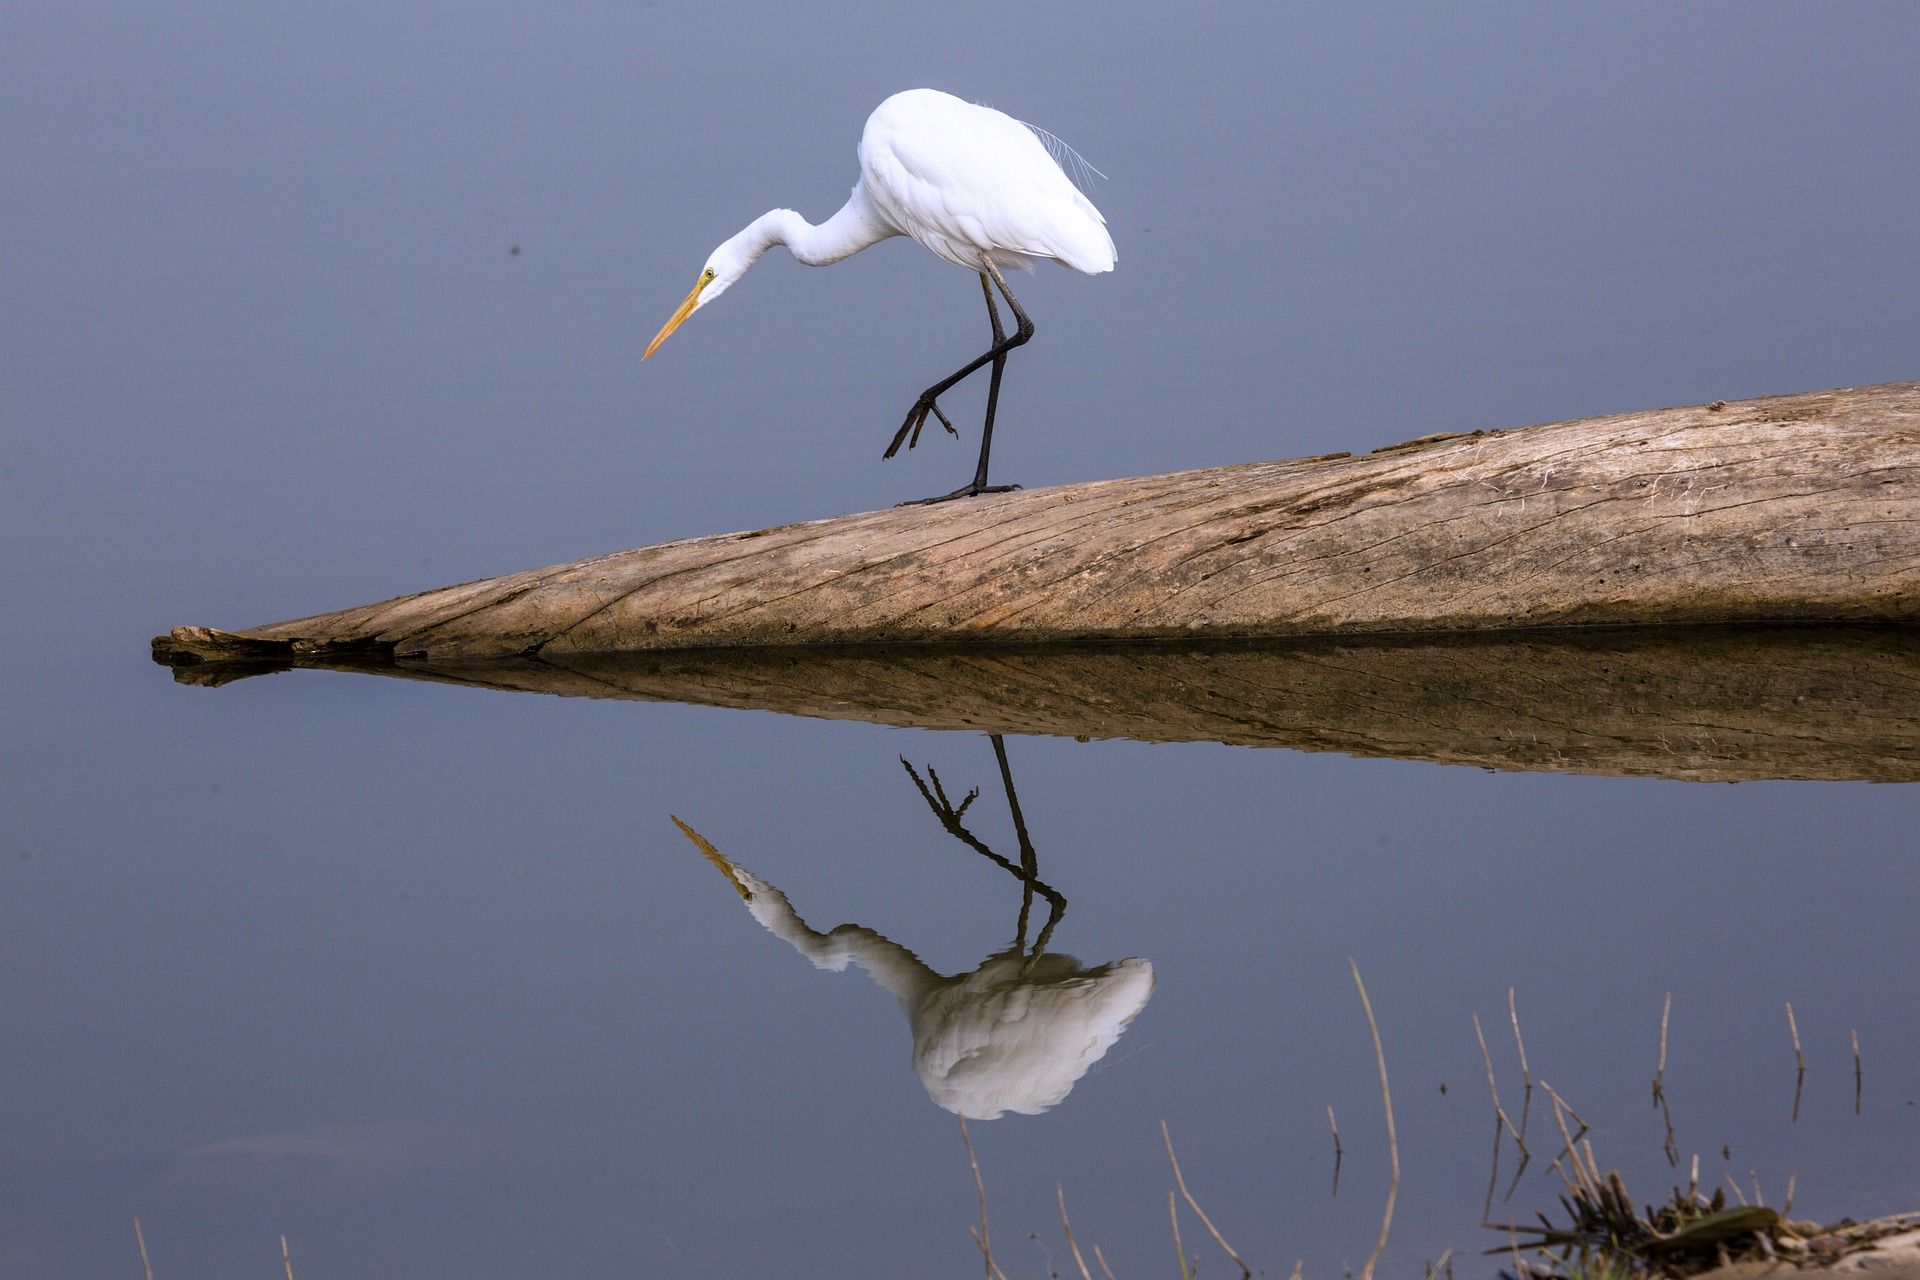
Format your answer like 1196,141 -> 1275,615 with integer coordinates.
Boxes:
645,88 -> 1117,502
857,89 -> 1116,275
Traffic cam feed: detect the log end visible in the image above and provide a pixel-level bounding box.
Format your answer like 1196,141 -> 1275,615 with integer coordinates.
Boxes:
152,626 -> 291,664
151,626 -> 395,685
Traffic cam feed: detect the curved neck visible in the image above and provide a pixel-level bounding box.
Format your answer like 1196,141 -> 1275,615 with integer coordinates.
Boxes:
735,186 -> 898,268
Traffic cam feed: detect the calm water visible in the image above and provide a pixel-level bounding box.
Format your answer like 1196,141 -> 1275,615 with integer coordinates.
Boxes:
7,4 -> 1919,1277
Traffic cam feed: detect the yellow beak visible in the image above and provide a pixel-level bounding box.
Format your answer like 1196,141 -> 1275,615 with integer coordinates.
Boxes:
643,272 -> 711,360
671,816 -> 753,901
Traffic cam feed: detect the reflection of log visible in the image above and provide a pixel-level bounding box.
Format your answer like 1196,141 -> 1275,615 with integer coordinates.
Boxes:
154,382 -> 1920,660
159,627 -> 1920,783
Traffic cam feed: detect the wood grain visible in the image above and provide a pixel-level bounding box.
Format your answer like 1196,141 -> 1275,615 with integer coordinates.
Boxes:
154,382 -> 1920,660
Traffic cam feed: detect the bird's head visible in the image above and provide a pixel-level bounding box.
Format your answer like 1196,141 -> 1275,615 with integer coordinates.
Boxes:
642,238 -> 754,360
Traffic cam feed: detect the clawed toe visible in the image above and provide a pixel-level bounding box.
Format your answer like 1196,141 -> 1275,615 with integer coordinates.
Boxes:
883,397 -> 959,459
895,481 -> 1022,507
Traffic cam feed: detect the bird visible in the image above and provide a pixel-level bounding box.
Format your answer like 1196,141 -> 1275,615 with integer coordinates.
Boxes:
642,88 -> 1117,503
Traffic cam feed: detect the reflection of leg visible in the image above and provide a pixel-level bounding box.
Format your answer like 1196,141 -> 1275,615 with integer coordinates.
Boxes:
899,735 -> 1065,949
988,735 -> 1066,950
991,734 -> 1037,943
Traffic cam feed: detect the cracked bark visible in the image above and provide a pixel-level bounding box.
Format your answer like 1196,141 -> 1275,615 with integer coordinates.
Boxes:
154,381 -> 1920,663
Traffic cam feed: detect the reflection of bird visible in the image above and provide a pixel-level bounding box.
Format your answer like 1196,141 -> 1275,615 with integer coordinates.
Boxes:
643,88 -> 1117,503
675,818 -> 1153,1120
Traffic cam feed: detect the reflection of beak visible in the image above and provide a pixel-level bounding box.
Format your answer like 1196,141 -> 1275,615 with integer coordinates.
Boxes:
671,816 -> 752,901
643,273 -> 710,360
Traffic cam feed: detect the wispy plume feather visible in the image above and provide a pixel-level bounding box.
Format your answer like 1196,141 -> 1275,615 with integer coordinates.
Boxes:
1020,120 -> 1109,194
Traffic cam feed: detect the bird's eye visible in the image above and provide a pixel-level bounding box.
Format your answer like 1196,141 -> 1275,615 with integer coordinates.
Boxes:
703,269 -> 716,281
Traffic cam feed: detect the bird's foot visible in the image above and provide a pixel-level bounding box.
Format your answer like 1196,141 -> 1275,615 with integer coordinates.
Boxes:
900,758 -> 980,828
882,395 -> 958,459
895,481 -> 1022,507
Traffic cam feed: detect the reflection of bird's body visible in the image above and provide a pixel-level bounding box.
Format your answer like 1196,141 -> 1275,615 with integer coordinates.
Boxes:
645,89 -> 1117,503
675,819 -> 1154,1120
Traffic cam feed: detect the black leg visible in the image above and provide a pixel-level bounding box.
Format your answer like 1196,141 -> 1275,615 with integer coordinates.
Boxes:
883,257 -> 1036,504
968,275 -> 1014,496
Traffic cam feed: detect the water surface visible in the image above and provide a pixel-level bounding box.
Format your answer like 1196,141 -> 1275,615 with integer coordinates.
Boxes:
7,3 -> 1919,1276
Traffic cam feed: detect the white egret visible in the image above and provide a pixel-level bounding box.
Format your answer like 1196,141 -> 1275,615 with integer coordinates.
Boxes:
643,88 -> 1117,503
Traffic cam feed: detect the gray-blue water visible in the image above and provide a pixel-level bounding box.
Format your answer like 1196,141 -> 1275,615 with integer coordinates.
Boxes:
6,3 -> 1918,1276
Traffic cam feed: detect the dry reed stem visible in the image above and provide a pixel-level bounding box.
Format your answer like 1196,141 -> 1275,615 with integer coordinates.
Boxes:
1853,1028 -> 1863,1115
1471,1012 -> 1528,1158
1352,959 -> 1399,1280
1329,1103 -> 1344,1197
1542,1082 -> 1594,1196
1480,1114 -> 1502,1224
1724,1174 -> 1748,1206
1508,987 -> 1535,1141
958,1117 -> 1009,1280
1508,987 -> 1532,1080
968,1228 -> 1011,1280
1539,1080 -> 1588,1133
1540,1077 -> 1596,1193
1787,1001 -> 1806,1123
1650,997 -> 1678,1165
1500,1146 -> 1531,1207
133,1216 -> 154,1280
1168,1190 -> 1192,1280
1785,1172 -> 1797,1217
281,1233 -> 295,1280
1162,1121 -> 1252,1279
1503,1223 -> 1525,1277
1475,1006 -> 1531,1208
1654,991 -> 1672,1104
1093,1242 -> 1119,1280
1057,1185 -> 1096,1280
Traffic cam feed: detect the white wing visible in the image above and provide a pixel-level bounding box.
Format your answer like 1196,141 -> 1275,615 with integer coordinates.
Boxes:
857,89 -> 1116,276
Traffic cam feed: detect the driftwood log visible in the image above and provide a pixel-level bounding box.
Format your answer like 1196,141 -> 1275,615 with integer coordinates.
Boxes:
151,381 -> 1920,782
155,381 -> 1920,660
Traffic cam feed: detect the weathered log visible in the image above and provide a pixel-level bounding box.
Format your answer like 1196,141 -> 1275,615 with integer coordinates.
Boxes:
155,626 -> 1920,784
153,382 -> 1920,660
